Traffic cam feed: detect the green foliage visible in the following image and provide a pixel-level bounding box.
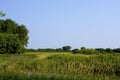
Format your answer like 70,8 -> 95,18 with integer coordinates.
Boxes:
72,49 -> 79,54
62,46 -> 71,52
0,19 -> 28,54
95,48 -> 105,53
0,53 -> 120,80
26,49 -> 37,52
26,48 -> 64,52
0,72 -> 118,80
55,48 -> 63,52
79,49 -> 100,54
47,53 -> 120,75
72,48 -> 100,54
81,47 -> 86,49
113,48 -> 120,53
17,25 -> 29,46
105,48 -> 113,53
72,48 -> 119,54
0,33 -> 22,54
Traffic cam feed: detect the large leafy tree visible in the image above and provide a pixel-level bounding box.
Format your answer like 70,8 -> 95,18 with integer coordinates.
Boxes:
0,19 -> 28,54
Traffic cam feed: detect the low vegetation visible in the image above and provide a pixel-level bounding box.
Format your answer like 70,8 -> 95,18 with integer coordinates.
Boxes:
0,52 -> 120,80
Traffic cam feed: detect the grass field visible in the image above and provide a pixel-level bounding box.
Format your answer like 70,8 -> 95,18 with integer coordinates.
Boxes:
0,52 -> 120,80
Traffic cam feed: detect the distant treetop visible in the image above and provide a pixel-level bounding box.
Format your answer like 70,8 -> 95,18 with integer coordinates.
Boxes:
0,10 -> 6,17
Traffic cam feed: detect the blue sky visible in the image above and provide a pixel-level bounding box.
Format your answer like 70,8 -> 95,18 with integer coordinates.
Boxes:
0,0 -> 120,49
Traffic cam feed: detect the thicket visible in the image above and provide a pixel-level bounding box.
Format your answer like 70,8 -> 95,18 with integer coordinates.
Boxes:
0,19 -> 28,54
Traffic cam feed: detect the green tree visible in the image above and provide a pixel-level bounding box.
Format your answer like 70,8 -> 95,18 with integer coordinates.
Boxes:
113,48 -> 120,53
105,48 -> 112,53
0,19 -> 29,54
81,47 -> 86,49
17,25 -> 29,47
62,46 -> 71,52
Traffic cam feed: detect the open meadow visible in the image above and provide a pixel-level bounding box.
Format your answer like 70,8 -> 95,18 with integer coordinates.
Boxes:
0,52 -> 120,80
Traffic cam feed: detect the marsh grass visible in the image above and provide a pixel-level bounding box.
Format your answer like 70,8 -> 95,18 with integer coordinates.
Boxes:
0,52 -> 120,80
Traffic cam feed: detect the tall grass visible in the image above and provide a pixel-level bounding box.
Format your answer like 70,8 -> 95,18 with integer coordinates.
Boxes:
46,54 -> 120,75
0,52 -> 120,80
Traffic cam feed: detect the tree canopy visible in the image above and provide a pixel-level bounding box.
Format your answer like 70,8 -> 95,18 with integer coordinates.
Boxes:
62,46 -> 71,52
0,19 -> 28,54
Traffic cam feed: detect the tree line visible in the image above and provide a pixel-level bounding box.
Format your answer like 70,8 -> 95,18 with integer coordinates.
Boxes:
26,46 -> 71,52
72,47 -> 120,54
27,46 -> 120,54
